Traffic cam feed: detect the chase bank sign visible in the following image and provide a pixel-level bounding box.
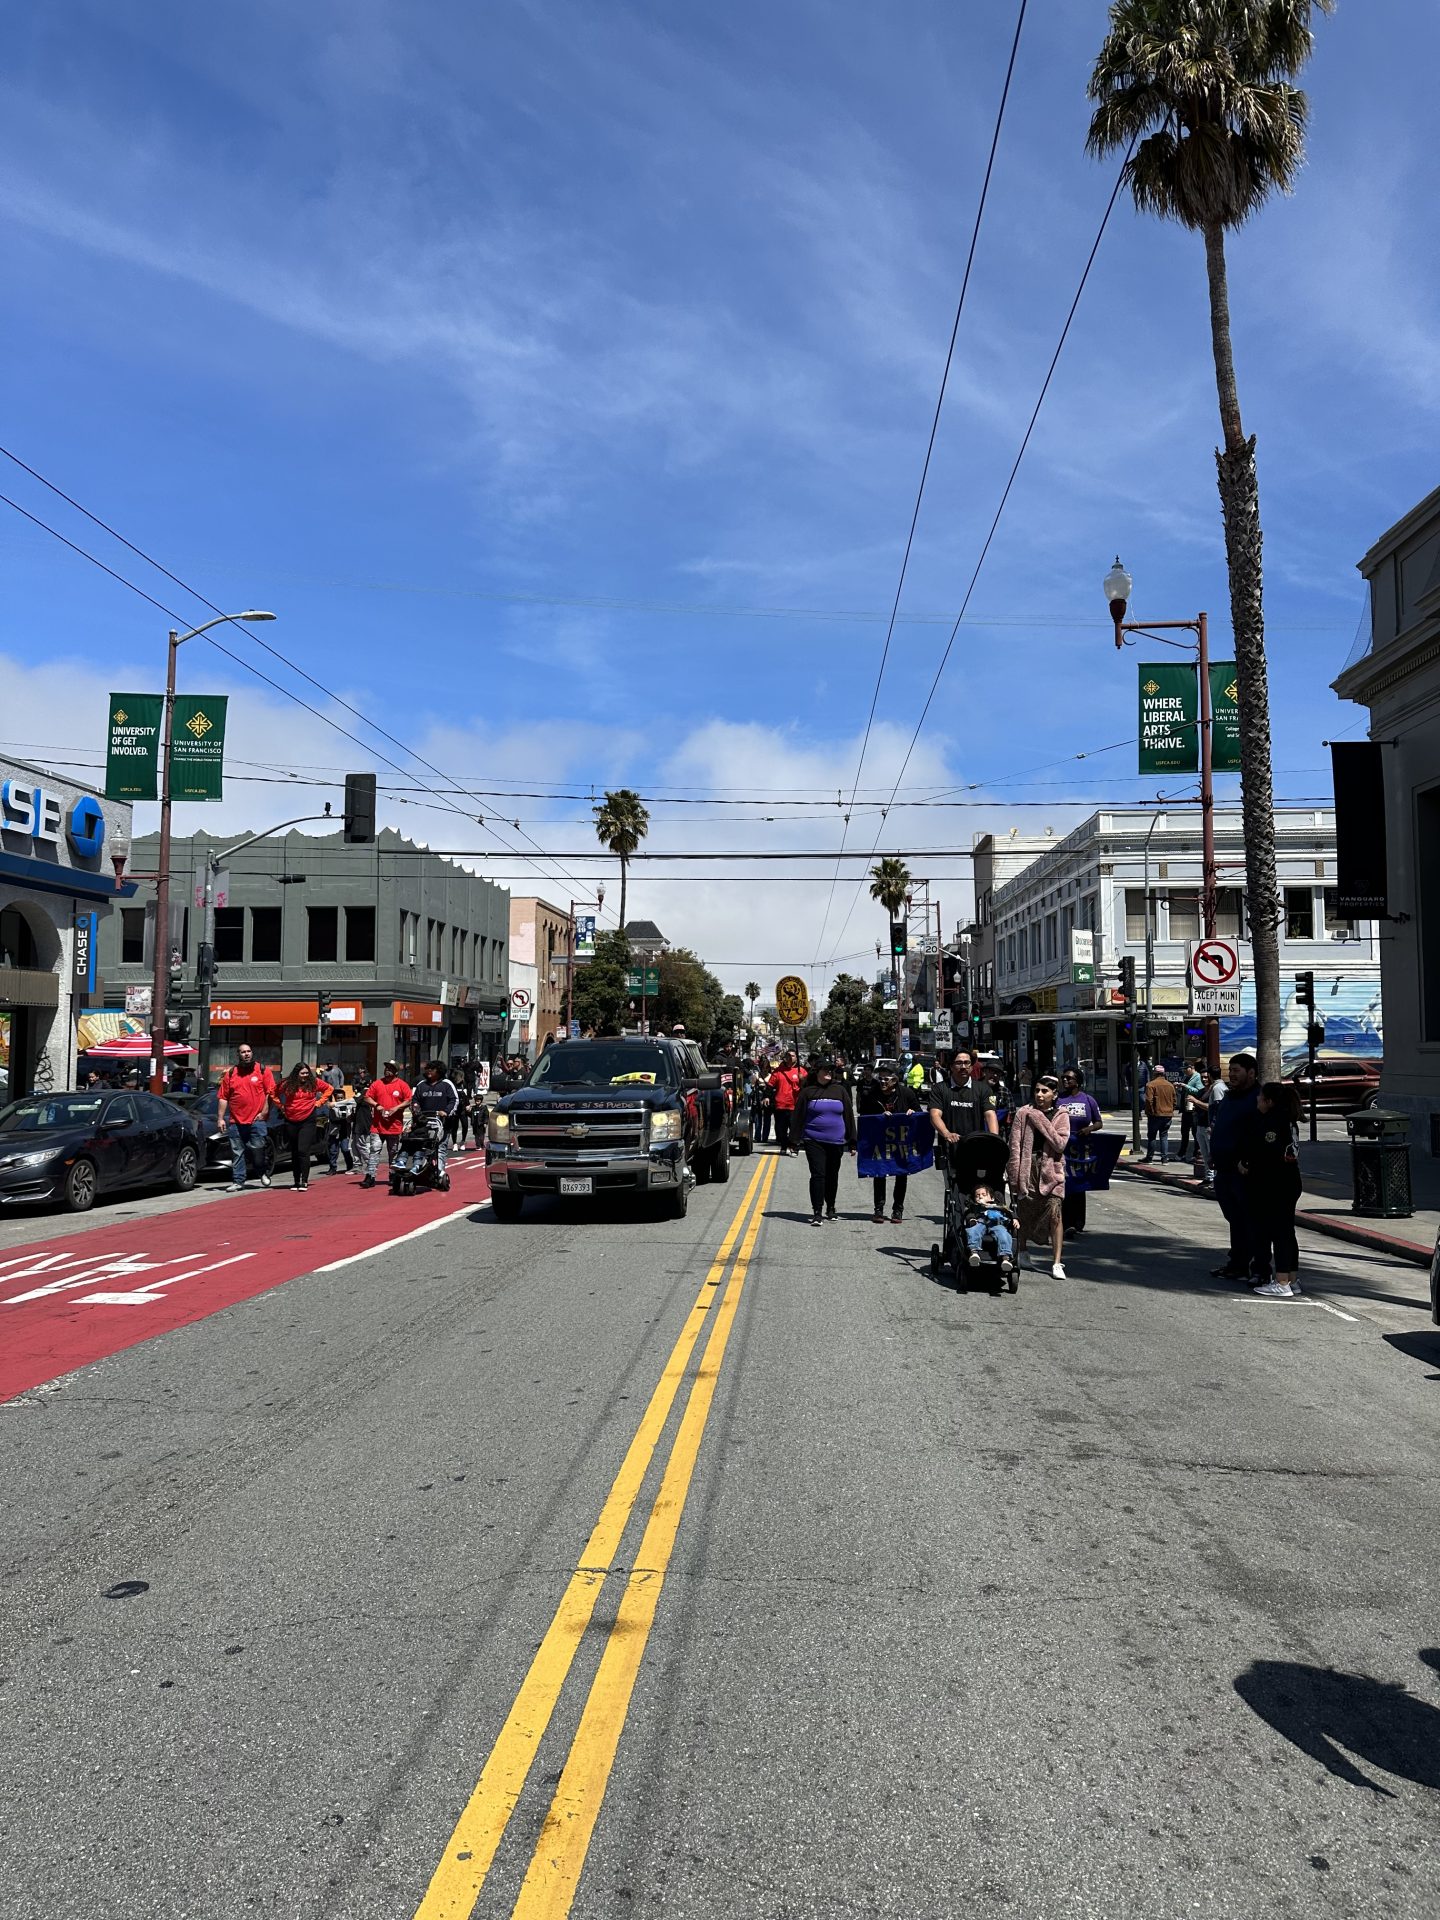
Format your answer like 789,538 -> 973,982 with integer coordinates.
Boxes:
0,756 -> 132,901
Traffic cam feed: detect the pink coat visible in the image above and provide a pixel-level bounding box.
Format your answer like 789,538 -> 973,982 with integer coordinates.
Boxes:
1007,1103 -> 1071,1200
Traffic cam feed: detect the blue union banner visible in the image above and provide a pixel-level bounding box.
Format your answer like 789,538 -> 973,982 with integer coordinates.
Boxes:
1065,1131 -> 1124,1193
857,1110 -> 935,1179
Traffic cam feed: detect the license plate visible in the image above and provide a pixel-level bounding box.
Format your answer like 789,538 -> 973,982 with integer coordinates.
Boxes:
559,1176 -> 593,1196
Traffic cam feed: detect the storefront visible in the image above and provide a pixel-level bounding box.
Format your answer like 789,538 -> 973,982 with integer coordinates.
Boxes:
208,998 -> 373,1080
0,754 -> 133,1101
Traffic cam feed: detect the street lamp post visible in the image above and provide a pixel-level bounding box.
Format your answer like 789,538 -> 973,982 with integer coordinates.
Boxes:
565,885 -> 605,1038
146,612 -> 275,1093
1106,559 -> 1220,1075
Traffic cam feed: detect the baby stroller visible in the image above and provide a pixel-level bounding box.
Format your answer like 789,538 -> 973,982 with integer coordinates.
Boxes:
389,1114 -> 451,1196
930,1130 -> 1020,1293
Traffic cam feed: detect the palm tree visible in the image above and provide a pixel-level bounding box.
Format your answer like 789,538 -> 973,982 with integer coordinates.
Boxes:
1087,0 -> 1332,1080
593,789 -> 650,935
745,981 -> 761,1044
870,857 -> 912,1052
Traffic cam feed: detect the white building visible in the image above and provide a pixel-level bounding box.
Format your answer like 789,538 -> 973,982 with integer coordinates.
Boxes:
988,807 -> 1380,1103
1,753 -> 134,1099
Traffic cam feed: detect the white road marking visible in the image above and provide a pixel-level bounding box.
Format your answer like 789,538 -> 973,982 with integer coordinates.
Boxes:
313,1199 -> 491,1273
1312,1299 -> 1359,1323
3,1250 -> 235,1306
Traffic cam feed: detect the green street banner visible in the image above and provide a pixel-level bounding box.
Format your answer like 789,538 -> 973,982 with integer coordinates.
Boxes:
1210,661 -> 1242,772
170,695 -> 229,799
105,693 -> 163,799
1138,663 -> 1198,773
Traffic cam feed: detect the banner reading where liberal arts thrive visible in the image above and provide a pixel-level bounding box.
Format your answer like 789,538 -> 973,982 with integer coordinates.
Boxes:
106,693 -> 163,799
856,1110 -> 935,1180
170,695 -> 229,800
1138,663 -> 1198,773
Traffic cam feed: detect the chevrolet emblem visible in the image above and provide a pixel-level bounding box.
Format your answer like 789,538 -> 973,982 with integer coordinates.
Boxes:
566,1123 -> 590,1140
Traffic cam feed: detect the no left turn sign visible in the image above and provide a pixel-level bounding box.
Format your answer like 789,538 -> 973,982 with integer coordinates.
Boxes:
1190,937 -> 1239,986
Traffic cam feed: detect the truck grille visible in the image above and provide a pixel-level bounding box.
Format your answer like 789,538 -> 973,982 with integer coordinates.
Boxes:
511,1103 -> 649,1160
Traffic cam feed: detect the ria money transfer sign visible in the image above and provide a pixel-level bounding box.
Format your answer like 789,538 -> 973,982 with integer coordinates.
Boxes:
774,975 -> 810,1026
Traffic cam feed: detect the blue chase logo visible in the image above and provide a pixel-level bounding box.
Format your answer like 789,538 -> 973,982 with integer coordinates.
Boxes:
0,781 -> 107,861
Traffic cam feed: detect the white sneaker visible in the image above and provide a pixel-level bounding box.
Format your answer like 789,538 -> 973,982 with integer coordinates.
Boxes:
967,1251 -> 982,1269
1254,1280 -> 1296,1299
1051,1262 -> 1067,1280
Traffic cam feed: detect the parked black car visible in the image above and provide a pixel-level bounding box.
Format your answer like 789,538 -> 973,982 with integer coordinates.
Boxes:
0,1089 -> 206,1213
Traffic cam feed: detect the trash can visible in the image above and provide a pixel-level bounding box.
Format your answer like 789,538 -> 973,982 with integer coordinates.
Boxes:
1345,1109 -> 1413,1219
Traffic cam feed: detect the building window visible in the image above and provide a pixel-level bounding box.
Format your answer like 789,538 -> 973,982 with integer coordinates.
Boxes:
1018,926 -> 1028,968
251,907 -> 282,965
121,907 -> 146,965
308,906 -> 339,963
1044,915 -> 1057,963
345,906 -> 376,963
1217,888 -> 1244,939
477,934 -> 487,982
1284,888 -> 1315,941
458,930 -> 467,976
493,939 -> 504,981
1124,889 -> 1147,942
1323,888 -> 1357,938
214,908 -> 245,964
1169,892 -> 1201,943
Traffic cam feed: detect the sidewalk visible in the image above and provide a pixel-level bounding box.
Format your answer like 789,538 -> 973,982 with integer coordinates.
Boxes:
1099,1109 -> 1439,1268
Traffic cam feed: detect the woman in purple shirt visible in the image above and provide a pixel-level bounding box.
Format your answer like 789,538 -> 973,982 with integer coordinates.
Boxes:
794,1059 -> 857,1225
1058,1065 -> 1104,1238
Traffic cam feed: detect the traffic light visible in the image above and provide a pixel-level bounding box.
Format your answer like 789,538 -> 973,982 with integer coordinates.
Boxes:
1294,969 -> 1315,1010
344,772 -> 376,844
1307,1020 -> 1326,1049
968,1010 -> 981,1045
942,953 -> 963,1001
1120,955 -> 1136,1011
166,1013 -> 192,1041
318,991 -> 333,1024
890,921 -> 907,958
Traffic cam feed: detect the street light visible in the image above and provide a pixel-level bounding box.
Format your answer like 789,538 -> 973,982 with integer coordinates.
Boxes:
1105,559 -> 1218,1073
148,611 -> 276,1091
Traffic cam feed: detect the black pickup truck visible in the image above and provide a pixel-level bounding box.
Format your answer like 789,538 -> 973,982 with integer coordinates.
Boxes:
485,1036 -> 732,1221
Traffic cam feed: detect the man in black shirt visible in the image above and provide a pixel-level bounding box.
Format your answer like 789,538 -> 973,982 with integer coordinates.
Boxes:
928,1049 -> 1000,1149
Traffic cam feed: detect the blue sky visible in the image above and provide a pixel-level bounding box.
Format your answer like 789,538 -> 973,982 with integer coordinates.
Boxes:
1,1 -> 1435,995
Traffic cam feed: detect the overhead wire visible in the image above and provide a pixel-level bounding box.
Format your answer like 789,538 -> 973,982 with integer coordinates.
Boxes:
823,142 -> 1138,966
0,466 -> 601,909
812,0 -> 1030,964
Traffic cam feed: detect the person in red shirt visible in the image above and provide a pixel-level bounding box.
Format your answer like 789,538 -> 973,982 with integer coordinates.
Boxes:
217,1043 -> 278,1190
768,1051 -> 804,1157
361,1060 -> 412,1187
275,1062 -> 321,1191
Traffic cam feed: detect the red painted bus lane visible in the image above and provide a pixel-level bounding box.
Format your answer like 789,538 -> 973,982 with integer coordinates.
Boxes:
0,1158 -> 489,1403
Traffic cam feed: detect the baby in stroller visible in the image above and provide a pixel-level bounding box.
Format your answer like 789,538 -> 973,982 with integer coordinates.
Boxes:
952,1132 -> 1019,1280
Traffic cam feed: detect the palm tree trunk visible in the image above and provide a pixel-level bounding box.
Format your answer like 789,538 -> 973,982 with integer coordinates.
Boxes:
618,857 -> 628,938
1204,222 -> 1282,1080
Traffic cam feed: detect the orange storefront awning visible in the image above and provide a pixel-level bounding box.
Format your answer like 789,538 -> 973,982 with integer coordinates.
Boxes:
393,1000 -> 445,1028
210,1000 -> 318,1027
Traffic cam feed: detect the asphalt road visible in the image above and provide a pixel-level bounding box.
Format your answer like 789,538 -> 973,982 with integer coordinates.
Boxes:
3,1146 -> 1438,1917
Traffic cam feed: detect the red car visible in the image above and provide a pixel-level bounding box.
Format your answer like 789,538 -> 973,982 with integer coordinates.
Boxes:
1287,1058 -> 1382,1113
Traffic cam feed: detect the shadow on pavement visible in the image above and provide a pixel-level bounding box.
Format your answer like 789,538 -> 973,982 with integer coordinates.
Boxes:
1381,1330 -> 1440,1378
1234,1654 -> 1440,1796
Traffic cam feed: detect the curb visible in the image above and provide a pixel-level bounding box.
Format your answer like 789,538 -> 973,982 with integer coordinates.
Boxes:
1118,1156 -> 1433,1268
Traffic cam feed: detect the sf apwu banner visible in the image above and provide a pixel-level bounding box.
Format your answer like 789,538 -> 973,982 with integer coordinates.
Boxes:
1065,1131 -> 1125,1193
857,1110 -> 935,1179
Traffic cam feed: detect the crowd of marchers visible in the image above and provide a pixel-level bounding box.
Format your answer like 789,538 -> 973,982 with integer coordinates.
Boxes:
744,1043 -> 1306,1300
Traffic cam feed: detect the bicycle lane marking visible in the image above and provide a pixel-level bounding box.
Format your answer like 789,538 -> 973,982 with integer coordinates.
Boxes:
413,1153 -> 773,1920
0,1162 -> 490,1404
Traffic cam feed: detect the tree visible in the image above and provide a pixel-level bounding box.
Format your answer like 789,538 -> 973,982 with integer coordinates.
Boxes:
870,857 -> 912,1052
1087,0 -> 1332,1078
570,928 -> 632,1035
593,789 -> 651,934
820,973 -> 889,1063
745,981 -> 761,1045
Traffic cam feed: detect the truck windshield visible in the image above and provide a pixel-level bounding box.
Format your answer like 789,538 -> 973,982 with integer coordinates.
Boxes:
526,1043 -> 675,1090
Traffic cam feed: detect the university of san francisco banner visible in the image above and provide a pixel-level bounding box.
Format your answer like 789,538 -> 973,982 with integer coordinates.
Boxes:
1138,663 -> 1198,773
105,693 -> 163,799
170,695 -> 229,800
1210,661 -> 1242,772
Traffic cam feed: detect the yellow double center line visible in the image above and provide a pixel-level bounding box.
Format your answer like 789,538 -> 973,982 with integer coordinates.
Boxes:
416,1151 -> 778,1919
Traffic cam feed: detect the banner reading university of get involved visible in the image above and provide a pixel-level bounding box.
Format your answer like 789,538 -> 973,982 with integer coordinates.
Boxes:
105,694 -> 163,799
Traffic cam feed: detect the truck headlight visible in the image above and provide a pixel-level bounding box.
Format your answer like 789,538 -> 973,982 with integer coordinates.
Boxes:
649,1111 -> 681,1144
487,1111 -> 510,1140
